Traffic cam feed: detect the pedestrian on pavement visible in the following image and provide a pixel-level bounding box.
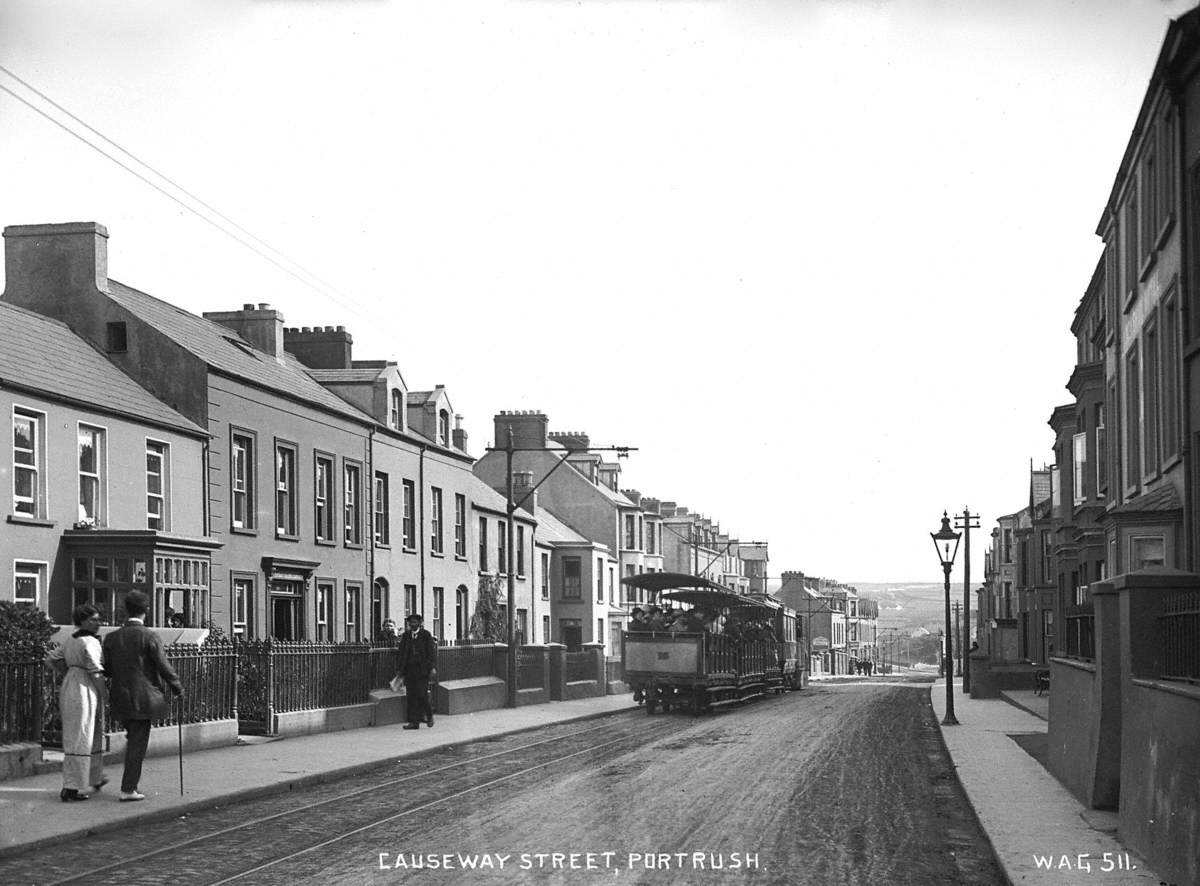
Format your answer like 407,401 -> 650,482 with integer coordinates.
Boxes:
398,614 -> 436,730
102,590 -> 183,802
47,603 -> 108,802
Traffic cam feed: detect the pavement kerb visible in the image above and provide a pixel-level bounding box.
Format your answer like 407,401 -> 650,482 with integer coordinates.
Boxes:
923,684 -> 1015,886
0,702 -> 640,861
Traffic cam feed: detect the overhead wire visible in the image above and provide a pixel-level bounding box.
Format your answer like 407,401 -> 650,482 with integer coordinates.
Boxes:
0,66 -> 375,321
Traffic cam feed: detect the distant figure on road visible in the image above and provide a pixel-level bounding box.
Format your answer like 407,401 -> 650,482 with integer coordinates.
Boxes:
48,603 -> 107,802
398,614 -> 436,730
103,590 -> 183,802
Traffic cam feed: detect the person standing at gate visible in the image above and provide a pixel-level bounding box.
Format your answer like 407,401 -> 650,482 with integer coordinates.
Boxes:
47,604 -> 108,801
398,613 -> 436,730
103,590 -> 182,801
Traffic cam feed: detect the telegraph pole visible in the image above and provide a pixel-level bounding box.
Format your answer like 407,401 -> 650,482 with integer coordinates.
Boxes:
491,431 -> 635,708
953,602 -> 962,677
955,508 -> 980,694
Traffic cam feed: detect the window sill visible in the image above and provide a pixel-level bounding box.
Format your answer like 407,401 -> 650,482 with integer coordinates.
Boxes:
403,546 -> 417,555
431,551 -> 445,559
231,526 -> 258,537
1138,250 -> 1157,283
1122,287 -> 1137,314
275,533 -> 300,543
455,555 -> 468,563
345,542 -> 365,551
7,515 -> 55,528
315,538 -> 337,547
1155,213 -> 1175,252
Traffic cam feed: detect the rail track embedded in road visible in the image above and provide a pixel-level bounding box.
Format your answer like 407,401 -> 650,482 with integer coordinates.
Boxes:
12,713 -> 684,886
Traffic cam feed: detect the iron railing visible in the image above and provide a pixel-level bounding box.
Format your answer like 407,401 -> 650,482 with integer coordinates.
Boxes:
1065,601 -> 1095,660
1161,589 -> 1200,682
0,644 -> 44,744
31,641 -> 239,748
436,644 -> 498,682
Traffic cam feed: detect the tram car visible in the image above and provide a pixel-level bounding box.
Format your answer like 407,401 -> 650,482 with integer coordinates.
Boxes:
620,572 -> 806,715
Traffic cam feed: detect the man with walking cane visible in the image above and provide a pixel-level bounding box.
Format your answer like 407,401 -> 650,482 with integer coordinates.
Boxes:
103,590 -> 183,801
397,614 -> 436,730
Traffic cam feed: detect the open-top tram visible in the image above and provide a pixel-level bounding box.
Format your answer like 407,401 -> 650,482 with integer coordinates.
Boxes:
620,572 -> 806,715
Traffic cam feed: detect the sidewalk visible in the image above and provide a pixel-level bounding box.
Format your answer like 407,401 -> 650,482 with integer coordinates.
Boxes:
929,680 -> 1161,885
0,694 -> 635,858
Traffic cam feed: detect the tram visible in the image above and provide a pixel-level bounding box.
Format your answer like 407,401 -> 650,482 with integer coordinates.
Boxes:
620,572 -> 805,715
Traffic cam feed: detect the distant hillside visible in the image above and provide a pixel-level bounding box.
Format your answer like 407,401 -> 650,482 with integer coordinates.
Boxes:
851,582 -> 967,635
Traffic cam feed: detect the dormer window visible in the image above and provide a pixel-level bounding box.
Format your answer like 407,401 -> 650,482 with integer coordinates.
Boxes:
438,409 -> 450,446
390,389 -> 403,431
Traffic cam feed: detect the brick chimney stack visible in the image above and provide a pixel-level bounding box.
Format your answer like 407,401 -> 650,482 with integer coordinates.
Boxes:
513,470 -> 537,512
283,325 -> 354,368
2,222 -> 109,320
452,414 -> 468,452
494,410 -> 548,450
204,304 -> 286,358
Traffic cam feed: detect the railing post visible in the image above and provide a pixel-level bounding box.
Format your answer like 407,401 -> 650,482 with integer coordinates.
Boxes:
547,643 -> 566,700
264,638 -> 276,736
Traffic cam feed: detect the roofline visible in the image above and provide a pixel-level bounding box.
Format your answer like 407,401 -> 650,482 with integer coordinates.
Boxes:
208,366 -> 376,431
0,377 -> 210,440
1096,10 -> 1197,234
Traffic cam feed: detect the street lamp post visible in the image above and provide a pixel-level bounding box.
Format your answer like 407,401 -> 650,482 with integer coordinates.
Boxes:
931,511 -> 962,726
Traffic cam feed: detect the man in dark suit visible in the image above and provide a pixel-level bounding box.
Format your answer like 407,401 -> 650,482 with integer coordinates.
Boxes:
397,613 -> 436,729
102,590 -> 183,801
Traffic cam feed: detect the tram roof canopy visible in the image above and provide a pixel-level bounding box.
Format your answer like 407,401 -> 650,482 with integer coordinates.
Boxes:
619,571 -> 728,593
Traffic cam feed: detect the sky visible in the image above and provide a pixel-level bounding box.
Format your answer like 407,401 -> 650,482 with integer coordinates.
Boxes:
1,0 -> 1195,586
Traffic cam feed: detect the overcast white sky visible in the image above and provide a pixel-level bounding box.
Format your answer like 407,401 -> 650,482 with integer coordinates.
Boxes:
1,0 -> 1194,585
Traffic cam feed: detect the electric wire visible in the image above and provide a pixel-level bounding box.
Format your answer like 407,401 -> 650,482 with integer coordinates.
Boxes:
0,68 -> 373,321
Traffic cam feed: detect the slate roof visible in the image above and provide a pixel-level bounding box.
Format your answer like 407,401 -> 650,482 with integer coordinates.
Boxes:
307,368 -> 387,384
470,478 -> 534,522
545,442 -> 636,507
105,281 -> 374,425
1109,482 -> 1182,515
406,390 -> 444,406
0,301 -> 205,436
1031,470 -> 1052,506
532,506 -> 594,547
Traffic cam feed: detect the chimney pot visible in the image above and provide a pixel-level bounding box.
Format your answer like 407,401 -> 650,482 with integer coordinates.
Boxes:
257,303 -> 269,311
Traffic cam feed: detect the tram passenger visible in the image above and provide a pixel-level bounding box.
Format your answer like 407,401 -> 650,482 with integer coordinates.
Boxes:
627,607 -> 650,633
646,606 -> 668,632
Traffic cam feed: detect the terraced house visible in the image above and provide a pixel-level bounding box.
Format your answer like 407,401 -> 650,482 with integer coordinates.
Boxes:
0,221 -> 528,643
1,298 -> 210,624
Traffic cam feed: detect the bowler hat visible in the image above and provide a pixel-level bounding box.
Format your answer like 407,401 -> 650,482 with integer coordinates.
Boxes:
405,613 -> 424,623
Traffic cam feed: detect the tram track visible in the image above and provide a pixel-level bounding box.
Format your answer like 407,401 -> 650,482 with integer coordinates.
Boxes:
9,711 -> 684,886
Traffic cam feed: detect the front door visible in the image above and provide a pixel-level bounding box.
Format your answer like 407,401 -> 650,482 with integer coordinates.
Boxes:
271,580 -> 304,640
561,620 -> 582,652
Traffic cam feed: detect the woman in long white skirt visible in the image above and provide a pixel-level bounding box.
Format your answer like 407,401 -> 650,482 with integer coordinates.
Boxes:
47,604 -> 107,801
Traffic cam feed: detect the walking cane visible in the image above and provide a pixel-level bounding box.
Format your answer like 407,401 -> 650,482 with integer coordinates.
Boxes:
177,695 -> 184,796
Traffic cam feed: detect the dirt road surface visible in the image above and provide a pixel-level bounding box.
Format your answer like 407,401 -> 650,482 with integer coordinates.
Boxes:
268,683 -> 1004,885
